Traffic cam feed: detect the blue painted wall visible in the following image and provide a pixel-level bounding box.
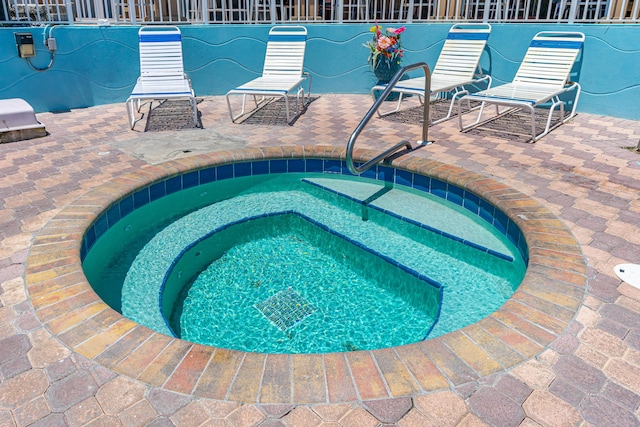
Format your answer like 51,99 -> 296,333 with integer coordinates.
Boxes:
1,23 -> 639,119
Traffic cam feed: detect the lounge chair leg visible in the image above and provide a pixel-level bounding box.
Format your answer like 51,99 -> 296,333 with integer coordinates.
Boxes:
226,93 -> 249,123
303,72 -> 313,106
564,83 -> 581,123
434,87 -> 468,125
370,84 -> 409,118
533,98 -> 562,142
127,100 -> 134,129
287,87 -> 305,125
529,105 -> 537,141
127,99 -> 141,130
457,97 -> 486,132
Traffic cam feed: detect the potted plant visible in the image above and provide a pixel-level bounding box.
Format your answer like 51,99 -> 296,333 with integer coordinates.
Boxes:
364,24 -> 405,83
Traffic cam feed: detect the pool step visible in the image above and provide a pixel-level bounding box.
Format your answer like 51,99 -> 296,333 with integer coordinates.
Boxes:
301,177 -> 514,261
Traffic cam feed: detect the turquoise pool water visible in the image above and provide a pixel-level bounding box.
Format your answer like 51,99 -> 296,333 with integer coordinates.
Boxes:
82,163 -> 527,354
171,214 -> 441,353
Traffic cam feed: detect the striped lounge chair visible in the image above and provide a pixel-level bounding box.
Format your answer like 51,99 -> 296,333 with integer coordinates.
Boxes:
370,23 -> 492,124
457,31 -> 585,141
226,25 -> 311,125
126,26 -> 197,130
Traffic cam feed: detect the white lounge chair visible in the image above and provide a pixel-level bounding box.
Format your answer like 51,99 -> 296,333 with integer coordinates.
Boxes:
371,23 -> 492,124
457,31 -> 585,142
226,25 -> 311,125
126,26 -> 197,130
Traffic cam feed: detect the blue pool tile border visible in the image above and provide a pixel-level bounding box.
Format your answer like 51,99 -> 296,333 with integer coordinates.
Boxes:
80,159 -> 529,266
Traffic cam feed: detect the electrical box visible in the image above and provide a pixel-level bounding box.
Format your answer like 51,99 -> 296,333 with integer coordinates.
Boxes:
47,37 -> 57,52
15,33 -> 35,58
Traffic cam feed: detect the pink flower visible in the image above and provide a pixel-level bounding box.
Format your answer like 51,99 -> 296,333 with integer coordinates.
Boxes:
389,26 -> 406,35
377,36 -> 392,50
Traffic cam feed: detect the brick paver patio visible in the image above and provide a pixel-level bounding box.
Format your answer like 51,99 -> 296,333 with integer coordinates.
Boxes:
1,95 -> 639,426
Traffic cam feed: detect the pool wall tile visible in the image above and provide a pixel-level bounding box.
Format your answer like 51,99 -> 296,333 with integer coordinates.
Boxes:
463,192 -> 480,215
395,169 -> 413,187
165,176 -> 182,195
507,221 -> 522,248
339,160 -> 356,176
413,173 -> 430,193
217,164 -> 234,180
323,159 -> 342,174
84,226 -> 96,252
106,204 -> 121,229
431,179 -> 447,199
252,160 -> 270,175
183,171 -> 199,189
133,188 -> 150,209
94,215 -> 109,240
378,166 -> 395,182
494,210 -> 509,235
149,182 -> 166,201
306,159 -> 323,173
446,184 -> 465,207
479,199 -> 496,225
234,162 -> 252,178
270,159 -> 287,173
200,167 -> 217,184
119,195 -> 135,218
361,166 -> 377,180
288,159 -> 305,172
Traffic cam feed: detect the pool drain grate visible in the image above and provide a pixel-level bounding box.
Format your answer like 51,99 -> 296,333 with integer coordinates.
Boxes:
255,287 -> 316,331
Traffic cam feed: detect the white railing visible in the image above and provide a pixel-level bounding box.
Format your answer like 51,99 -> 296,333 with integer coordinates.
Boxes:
1,0 -> 638,24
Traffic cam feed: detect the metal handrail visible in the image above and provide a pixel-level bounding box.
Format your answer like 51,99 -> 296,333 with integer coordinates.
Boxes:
346,61 -> 432,175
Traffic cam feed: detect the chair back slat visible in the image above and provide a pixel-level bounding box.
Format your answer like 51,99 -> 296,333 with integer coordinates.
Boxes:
513,32 -> 585,87
262,26 -> 307,77
432,23 -> 491,80
138,26 -> 186,82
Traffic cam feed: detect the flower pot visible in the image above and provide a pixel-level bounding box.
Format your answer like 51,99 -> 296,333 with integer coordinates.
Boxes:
372,56 -> 403,101
373,56 -> 402,83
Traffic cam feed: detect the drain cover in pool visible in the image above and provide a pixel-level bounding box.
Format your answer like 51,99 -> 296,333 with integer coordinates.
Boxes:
255,287 -> 316,331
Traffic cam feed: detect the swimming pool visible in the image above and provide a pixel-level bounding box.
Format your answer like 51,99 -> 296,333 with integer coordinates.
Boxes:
25,146 -> 586,401
81,156 -> 527,354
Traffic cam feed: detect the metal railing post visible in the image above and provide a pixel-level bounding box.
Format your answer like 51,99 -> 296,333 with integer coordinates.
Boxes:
346,62 -> 432,175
